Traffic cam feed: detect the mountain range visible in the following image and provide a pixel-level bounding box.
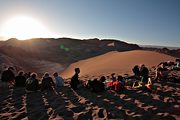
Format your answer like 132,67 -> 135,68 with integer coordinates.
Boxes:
0,38 -> 140,75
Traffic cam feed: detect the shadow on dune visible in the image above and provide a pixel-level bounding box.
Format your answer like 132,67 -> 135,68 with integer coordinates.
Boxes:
59,86 -> 93,120
75,85 -> 179,120
0,87 -> 27,120
76,88 -> 146,119
11,88 -> 27,119
0,88 -> 12,120
124,89 -> 179,119
0,81 -> 179,120
26,91 -> 49,120
42,88 -> 74,120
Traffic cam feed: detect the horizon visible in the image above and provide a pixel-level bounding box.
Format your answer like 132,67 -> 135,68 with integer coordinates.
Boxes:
1,37 -> 180,49
0,0 -> 180,47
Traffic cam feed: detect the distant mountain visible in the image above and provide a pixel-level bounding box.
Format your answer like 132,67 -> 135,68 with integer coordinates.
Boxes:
141,46 -> 180,58
0,38 -> 141,75
140,45 -> 180,50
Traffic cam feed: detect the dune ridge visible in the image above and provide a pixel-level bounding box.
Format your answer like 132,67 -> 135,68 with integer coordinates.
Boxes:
61,50 -> 177,78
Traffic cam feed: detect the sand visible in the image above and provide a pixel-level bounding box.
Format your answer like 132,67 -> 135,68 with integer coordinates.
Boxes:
61,50 -> 177,78
0,81 -> 179,120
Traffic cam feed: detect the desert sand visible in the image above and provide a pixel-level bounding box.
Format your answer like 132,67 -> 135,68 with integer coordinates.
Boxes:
0,81 -> 179,120
61,50 -> 177,78
0,50 -> 180,120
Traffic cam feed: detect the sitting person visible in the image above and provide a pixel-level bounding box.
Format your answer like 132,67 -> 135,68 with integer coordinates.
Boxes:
15,71 -> 26,87
106,75 -> 125,91
99,76 -> 106,83
70,68 -> 80,90
112,76 -> 126,92
132,65 -> 140,79
25,73 -> 39,92
53,72 -> 64,87
1,67 -> 15,86
99,76 -> 106,90
173,59 -> 180,70
145,78 -> 161,95
140,64 -> 149,83
117,75 -> 125,86
107,81 -> 114,90
112,80 -> 121,92
111,73 -> 116,82
87,78 -> 105,92
155,63 -> 169,81
41,73 -> 55,91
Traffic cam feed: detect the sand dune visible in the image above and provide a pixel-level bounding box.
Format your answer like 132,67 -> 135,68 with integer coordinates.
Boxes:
61,50 -> 177,78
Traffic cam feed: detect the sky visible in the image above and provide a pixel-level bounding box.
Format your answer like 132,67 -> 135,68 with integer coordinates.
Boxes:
0,0 -> 180,47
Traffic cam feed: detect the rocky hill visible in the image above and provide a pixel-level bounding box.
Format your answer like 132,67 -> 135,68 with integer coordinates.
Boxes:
0,38 -> 141,75
142,47 -> 180,58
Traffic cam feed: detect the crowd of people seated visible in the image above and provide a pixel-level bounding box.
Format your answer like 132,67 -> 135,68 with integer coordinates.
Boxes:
0,67 -> 64,92
0,59 -> 179,94
132,64 -> 149,82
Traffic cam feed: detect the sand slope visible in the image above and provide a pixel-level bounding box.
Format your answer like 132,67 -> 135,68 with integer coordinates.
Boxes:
61,50 -> 177,78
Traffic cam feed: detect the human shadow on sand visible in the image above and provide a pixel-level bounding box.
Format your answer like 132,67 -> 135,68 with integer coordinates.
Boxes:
76,88 -> 149,119
0,88 -> 13,120
56,86 -> 93,120
42,88 -> 74,120
76,85 -> 179,120
124,86 -> 179,119
26,91 -> 49,120
0,87 -> 28,120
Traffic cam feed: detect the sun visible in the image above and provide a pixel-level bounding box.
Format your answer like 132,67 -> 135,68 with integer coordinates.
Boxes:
0,16 -> 58,40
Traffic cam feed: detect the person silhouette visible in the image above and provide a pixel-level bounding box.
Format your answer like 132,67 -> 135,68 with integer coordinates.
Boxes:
70,68 -> 80,90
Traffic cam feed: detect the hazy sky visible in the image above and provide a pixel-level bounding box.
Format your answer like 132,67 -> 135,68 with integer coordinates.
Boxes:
0,0 -> 180,47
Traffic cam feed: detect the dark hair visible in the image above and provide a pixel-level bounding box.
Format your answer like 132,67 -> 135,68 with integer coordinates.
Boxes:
18,71 -> 24,76
75,68 -> 80,72
93,78 -> 98,82
117,75 -> 123,81
53,72 -> 58,76
31,72 -> 37,78
100,76 -> 106,82
176,59 -> 180,62
111,73 -> 115,76
8,67 -> 14,70
43,72 -> 49,77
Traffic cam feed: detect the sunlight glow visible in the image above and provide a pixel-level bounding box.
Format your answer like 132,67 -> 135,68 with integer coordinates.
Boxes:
0,16 -> 58,40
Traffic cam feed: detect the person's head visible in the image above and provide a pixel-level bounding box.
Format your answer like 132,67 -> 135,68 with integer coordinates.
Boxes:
31,72 -> 37,79
93,78 -> 98,82
117,75 -> 123,81
18,71 -> 24,76
134,65 -> 139,69
111,73 -> 115,77
75,68 -> 80,74
43,72 -> 49,78
8,67 -> 14,71
176,59 -> 180,62
53,72 -> 58,77
140,64 -> 145,69
100,76 -> 106,82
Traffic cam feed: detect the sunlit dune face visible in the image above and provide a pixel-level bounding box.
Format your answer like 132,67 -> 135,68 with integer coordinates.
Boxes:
1,16 -> 57,40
